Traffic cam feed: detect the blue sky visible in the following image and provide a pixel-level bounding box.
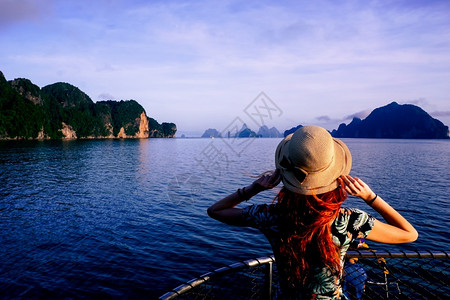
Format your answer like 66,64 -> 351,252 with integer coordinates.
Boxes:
1,0 -> 449,136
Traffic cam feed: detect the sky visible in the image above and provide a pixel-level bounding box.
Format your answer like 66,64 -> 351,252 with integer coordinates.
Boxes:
1,0 -> 449,137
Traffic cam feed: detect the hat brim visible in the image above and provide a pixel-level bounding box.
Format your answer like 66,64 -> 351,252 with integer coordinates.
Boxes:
275,134 -> 352,195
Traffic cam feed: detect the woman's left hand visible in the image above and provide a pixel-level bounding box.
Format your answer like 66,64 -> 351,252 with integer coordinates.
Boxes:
207,169 -> 282,226
253,169 -> 282,191
339,175 -> 375,202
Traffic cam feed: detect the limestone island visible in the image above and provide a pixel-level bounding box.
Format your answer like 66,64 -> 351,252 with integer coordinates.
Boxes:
0,71 -> 176,140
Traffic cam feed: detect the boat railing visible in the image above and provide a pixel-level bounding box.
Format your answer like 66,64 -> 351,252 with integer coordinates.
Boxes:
159,250 -> 449,300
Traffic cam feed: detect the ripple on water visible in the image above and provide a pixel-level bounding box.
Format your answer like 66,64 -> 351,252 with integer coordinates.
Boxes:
0,139 -> 449,297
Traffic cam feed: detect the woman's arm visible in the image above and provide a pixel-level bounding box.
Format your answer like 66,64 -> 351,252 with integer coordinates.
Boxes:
207,169 -> 281,226
340,175 -> 418,244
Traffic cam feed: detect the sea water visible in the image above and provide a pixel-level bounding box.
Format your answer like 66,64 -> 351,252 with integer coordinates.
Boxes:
0,138 -> 449,298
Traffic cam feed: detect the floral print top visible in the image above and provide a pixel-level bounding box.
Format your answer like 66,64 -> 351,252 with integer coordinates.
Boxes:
242,204 -> 375,299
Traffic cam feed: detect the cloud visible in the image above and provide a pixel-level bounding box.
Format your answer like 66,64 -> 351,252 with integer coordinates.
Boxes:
95,64 -> 116,72
0,0 -> 53,29
98,93 -> 116,101
1,0 -> 449,132
399,98 -> 429,106
315,115 -> 346,131
316,115 -> 331,122
315,108 -> 372,130
430,111 -> 450,117
344,109 -> 372,121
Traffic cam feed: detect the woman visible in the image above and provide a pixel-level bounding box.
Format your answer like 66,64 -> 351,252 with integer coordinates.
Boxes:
207,126 -> 417,299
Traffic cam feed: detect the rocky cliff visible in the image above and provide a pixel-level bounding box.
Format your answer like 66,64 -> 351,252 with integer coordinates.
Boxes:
114,111 -> 149,139
61,122 -> 77,140
201,128 -> 221,138
0,71 -> 176,139
257,125 -> 282,138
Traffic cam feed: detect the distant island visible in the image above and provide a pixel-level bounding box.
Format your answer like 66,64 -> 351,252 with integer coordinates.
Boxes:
331,102 -> 448,139
201,102 -> 448,139
201,124 -> 283,138
0,71 -> 176,140
201,128 -> 222,138
283,102 -> 448,139
201,102 -> 448,140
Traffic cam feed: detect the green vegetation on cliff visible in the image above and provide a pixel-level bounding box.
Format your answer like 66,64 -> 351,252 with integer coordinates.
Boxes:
99,100 -> 144,136
147,117 -> 176,138
0,71 -> 176,139
162,122 -> 177,137
0,74 -> 46,138
42,83 -> 109,138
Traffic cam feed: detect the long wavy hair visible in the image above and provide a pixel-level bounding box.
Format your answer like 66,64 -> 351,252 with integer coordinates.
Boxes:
275,186 -> 348,289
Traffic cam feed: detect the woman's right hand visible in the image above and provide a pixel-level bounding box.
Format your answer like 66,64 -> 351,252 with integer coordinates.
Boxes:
340,175 -> 418,244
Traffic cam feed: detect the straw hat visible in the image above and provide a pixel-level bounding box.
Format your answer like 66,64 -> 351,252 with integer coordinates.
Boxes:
275,126 -> 352,195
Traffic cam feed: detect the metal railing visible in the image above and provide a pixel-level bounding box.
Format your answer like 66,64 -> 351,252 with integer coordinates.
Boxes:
159,250 -> 449,300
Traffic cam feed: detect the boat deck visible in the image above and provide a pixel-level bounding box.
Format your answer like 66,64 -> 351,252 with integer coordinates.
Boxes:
160,250 -> 449,300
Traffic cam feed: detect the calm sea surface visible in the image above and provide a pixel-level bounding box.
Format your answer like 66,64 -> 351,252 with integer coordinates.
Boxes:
0,138 -> 449,299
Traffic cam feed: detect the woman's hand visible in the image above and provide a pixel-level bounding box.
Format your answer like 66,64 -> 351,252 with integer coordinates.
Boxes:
251,169 -> 282,192
207,169 -> 281,226
339,175 -> 376,203
340,174 -> 418,243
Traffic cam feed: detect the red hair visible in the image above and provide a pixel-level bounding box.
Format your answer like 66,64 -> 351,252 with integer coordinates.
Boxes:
276,186 -> 347,289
